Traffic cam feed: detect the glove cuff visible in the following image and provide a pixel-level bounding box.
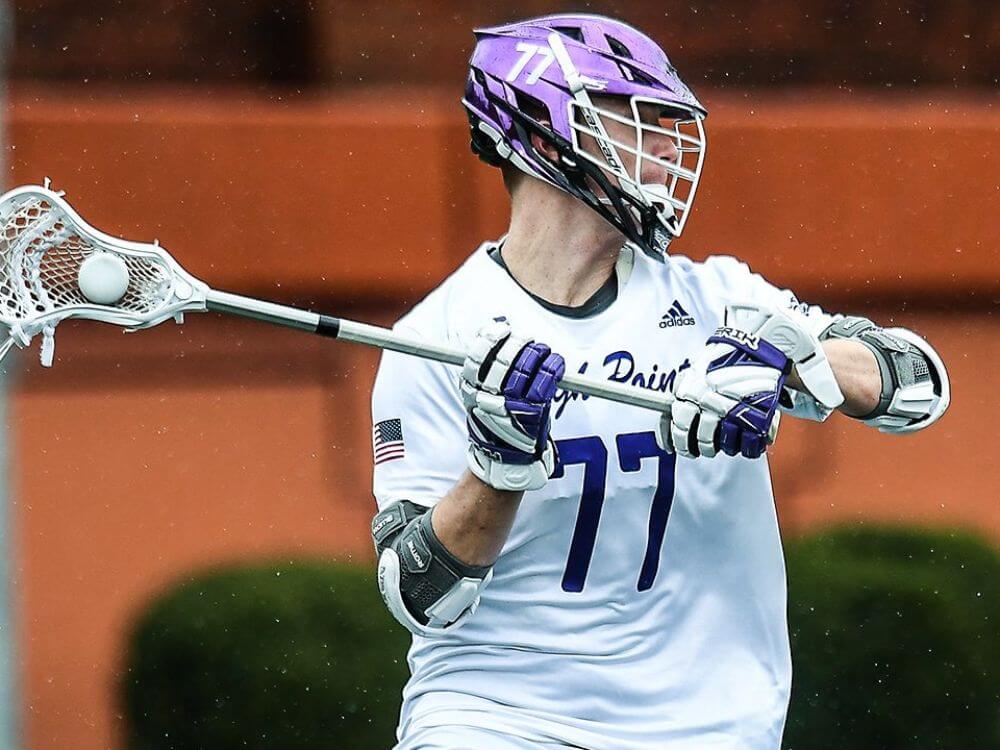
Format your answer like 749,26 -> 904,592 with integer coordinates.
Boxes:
467,438 -> 556,492
725,302 -> 845,415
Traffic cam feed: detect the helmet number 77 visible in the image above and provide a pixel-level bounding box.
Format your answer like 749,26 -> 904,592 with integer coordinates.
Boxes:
505,42 -> 555,84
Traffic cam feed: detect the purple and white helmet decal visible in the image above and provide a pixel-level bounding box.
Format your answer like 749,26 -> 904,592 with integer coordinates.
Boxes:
463,14 -> 707,259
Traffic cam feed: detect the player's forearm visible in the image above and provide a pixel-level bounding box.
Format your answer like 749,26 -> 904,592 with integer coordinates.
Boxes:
788,338 -> 880,417
431,471 -> 524,566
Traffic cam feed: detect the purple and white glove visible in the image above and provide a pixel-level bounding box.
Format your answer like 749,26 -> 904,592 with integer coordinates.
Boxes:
659,302 -> 845,459
659,327 -> 791,459
461,320 -> 565,491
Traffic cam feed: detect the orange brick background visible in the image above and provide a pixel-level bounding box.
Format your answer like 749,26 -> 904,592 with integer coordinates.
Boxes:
1,2 -> 997,748
4,90 -> 997,749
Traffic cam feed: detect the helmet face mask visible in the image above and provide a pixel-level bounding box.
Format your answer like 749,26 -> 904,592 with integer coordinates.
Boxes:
566,94 -> 707,255
463,13 -> 707,260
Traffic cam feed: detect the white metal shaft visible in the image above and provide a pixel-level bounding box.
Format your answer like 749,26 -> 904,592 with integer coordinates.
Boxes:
206,290 -> 673,413
206,289 -> 318,331
335,321 -> 673,412
336,320 -> 464,366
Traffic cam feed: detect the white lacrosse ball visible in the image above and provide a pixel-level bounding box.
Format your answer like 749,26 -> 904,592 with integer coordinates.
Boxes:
78,253 -> 130,304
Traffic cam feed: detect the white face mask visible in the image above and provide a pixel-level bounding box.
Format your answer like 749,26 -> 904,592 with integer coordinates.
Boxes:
567,95 -> 707,252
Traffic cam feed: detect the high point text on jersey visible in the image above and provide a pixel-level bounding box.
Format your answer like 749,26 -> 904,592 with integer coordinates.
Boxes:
554,351 -> 691,420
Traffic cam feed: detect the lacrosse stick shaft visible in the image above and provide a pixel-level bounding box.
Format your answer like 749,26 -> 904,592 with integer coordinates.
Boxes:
205,290 -> 673,413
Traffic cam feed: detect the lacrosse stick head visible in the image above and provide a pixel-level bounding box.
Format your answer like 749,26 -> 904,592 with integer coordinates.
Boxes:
0,182 -> 208,367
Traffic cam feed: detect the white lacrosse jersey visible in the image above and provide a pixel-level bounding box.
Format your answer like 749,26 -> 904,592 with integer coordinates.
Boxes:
371,243 -> 836,750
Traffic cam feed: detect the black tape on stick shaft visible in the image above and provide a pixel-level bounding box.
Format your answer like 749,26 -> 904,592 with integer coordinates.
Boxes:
315,315 -> 341,339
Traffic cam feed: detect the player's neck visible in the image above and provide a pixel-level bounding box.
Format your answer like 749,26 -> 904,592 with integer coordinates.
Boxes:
500,188 -> 623,308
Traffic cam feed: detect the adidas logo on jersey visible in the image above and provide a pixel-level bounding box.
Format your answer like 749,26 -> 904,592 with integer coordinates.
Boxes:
659,300 -> 696,328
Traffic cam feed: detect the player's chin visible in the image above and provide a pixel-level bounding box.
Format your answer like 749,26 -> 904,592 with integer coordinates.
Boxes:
639,169 -> 671,187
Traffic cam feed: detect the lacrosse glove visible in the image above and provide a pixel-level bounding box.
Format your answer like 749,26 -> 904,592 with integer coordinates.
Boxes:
461,320 -> 565,491
659,302 -> 844,459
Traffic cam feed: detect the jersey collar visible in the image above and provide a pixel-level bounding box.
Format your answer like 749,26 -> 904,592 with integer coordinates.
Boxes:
485,241 -> 634,320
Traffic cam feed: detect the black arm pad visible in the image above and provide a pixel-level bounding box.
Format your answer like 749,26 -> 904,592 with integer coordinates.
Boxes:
371,501 -> 492,626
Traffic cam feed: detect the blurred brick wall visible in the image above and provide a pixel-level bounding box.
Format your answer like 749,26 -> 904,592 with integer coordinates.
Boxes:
314,0 -> 1000,88
4,5 -> 997,750
3,88 -> 998,750
9,1 -> 999,87
9,0 -> 316,83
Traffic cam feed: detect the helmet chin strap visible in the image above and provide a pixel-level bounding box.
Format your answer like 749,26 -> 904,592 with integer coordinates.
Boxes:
641,183 -> 679,225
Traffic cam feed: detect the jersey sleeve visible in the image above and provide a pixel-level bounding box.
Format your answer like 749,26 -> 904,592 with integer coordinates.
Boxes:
370,330 -> 468,511
705,255 -> 838,335
706,256 -> 843,421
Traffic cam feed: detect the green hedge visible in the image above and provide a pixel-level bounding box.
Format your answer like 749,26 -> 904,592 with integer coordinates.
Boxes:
123,528 -> 999,749
784,526 -> 1000,749
122,559 -> 409,750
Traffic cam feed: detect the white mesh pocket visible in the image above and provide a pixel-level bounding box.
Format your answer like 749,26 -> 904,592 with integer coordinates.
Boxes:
1,196 -> 172,318
0,185 -> 207,367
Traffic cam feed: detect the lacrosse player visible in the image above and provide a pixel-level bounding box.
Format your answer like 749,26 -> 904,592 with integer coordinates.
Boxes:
370,14 -> 950,750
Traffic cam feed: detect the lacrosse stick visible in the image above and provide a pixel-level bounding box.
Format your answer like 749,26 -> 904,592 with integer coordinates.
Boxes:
0,182 -> 673,413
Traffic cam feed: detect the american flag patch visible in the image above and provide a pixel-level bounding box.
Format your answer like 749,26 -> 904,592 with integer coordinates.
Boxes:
373,418 -> 405,466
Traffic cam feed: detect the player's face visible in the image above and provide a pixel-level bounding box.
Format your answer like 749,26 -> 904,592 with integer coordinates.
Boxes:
577,96 -> 682,189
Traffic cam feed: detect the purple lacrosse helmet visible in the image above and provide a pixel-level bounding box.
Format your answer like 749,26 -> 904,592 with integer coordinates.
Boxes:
463,14 -> 707,259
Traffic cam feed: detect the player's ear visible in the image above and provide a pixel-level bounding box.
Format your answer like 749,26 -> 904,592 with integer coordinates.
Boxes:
530,125 -> 559,164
